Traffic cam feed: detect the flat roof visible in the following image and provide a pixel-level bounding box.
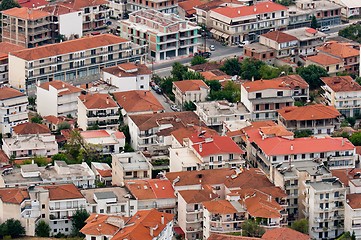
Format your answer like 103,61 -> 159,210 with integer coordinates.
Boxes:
284,27 -> 327,41
112,152 -> 150,171
309,178 -> 344,191
276,160 -> 331,178
196,100 -> 249,116
81,187 -> 131,204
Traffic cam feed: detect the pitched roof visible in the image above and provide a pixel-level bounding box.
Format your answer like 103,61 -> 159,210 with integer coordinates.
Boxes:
191,135 -> 244,157
346,194 -> 361,209
188,62 -> 222,72
171,125 -> 218,145
113,90 -> 164,113
43,115 -> 66,125
244,191 -> 282,219
317,41 -> 360,59
0,87 -> 25,100
200,70 -> 231,81
102,63 -> 152,77
39,4 -> 77,15
203,200 -> 238,214
259,125 -> 294,137
125,179 -> 175,200
11,34 -> 127,61
39,80 -> 82,95
261,31 -> 297,43
242,79 -> 291,92
81,214 -> 126,236
268,74 -> 309,88
306,53 -> 343,66
208,234 -> 260,240
62,0 -> 108,10
173,80 -> 209,93
262,227 -> 310,240
2,7 -> 50,20
79,93 -> 118,109
178,0 -> 204,15
331,168 -> 361,187
0,42 -> 25,60
43,184 -> 84,200
13,122 -> 50,135
211,2 -> 287,19
178,189 -> 218,203
0,188 -> 29,204
278,104 -> 341,121
19,0 -> 49,8
321,76 -> 361,92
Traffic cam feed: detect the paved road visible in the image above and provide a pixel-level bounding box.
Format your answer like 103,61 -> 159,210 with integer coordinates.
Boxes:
150,88 -> 173,112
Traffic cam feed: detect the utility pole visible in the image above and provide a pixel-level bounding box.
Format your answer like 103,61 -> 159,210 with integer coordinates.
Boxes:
203,27 -> 207,52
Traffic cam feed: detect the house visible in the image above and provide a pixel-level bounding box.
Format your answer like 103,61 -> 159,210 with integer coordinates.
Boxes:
80,209 -> 174,240
0,43 -> 24,86
345,194 -> 361,239
120,9 -> 199,62
329,0 -> 361,18
244,43 -> 276,64
277,104 -> 341,135
77,93 -> 120,130
125,179 -> 176,213
102,63 -> 152,91
259,31 -> 298,59
127,0 -> 178,14
90,162 -> 112,185
111,151 -> 152,186
81,129 -> 125,154
209,2 -> 288,44
42,115 -> 75,132
306,53 -> 344,75
178,0 -> 204,22
188,62 -> 222,73
320,76 -> 361,117
0,87 -> 28,135
172,80 -> 210,108
8,34 -> 146,91
200,70 -> 231,82
194,0 -> 226,27
37,80 -> 82,117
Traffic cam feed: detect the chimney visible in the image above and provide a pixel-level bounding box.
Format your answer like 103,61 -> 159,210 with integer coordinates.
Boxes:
238,10 -> 240,14
268,195 -> 271,202
106,96 -> 109,105
342,138 -> 344,146
290,144 -> 293,151
254,6 -> 256,12
62,83 -> 65,88
150,227 -> 154,237
266,4 -> 268,8
209,193 -> 212,199
161,215 -> 164,225
199,143 -> 202,152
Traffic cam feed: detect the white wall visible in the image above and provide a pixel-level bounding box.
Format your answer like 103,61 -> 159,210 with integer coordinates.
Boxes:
8,55 -> 26,90
59,11 -> 83,38
37,86 -> 58,117
103,72 -> 151,91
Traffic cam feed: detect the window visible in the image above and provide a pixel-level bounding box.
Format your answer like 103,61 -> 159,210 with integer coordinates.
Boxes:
125,172 -> 132,176
320,203 -> 323,209
210,156 -> 214,162
310,153 -> 314,158
284,155 -> 289,161
40,68 -> 45,74
326,193 -> 329,199
91,49 -> 96,55
218,156 -> 222,162
229,154 -> 234,160
40,59 -> 44,63
272,156 -> 277,162
54,229 -> 58,233
65,228 -> 69,232
42,204 -> 45,209
265,104 -> 269,110
42,214 -> 45,218
302,154 -> 306,159
91,237 -> 96,240
91,58 -> 96,64
108,46 -> 113,52
108,54 -> 113,60
65,220 -> 68,224
100,209 -> 104,213
277,91 -> 283,96
256,93 -> 262,98
334,192 -> 339,197
320,194 -> 324,199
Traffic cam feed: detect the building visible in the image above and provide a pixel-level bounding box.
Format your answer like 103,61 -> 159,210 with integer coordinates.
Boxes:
259,31 -> 298,59
77,93 -> 120,130
127,0 -> 178,14
345,194 -> 361,239
321,76 -> 361,117
262,227 -> 310,240
102,63 -> 152,91
80,209 -> 174,240
42,115 -> 75,132
120,9 -> 200,62
277,104 -> 341,135
125,179 -> 176,213
80,129 -> 126,154
244,43 -> 276,64
111,151 -> 152,186
8,34 -> 146,91
0,43 -> 25,86
194,0 -> 226,27
178,0 -> 204,22
90,162 -> 112,185
37,80 -> 82,117
209,2 -> 288,44
173,80 -> 210,108
107,0 -> 127,20
327,0 -> 361,19
306,53 -> 344,75
0,87 -> 28,135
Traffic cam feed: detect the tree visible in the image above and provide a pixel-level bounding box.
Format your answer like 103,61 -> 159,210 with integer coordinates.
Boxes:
71,209 -> 89,237
159,76 -> 176,96
296,65 -> 328,90
0,0 -> 20,11
339,24 -> 361,44
206,80 -> 222,92
58,122 -> 71,131
30,156 -> 48,166
294,130 -> 313,138
171,62 -> 188,81
350,132 -> 361,146
35,220 -> 50,237
220,58 -> 242,76
0,219 -> 25,238
208,81 -> 241,103
119,125 -> 131,144
311,15 -> 318,29
290,219 -> 308,234
31,115 -> 43,124
191,56 -> 207,66
182,71 -> 204,80
241,219 -> 265,237
259,65 -> 282,80
240,58 -> 265,80
183,101 -> 196,111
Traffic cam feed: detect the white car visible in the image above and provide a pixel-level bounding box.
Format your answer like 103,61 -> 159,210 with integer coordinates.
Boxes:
320,26 -> 330,32
209,45 -> 215,51
170,105 -> 181,112
238,41 -> 250,48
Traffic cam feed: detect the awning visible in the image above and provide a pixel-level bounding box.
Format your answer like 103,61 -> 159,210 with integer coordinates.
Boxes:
210,29 -> 223,37
221,33 -> 230,39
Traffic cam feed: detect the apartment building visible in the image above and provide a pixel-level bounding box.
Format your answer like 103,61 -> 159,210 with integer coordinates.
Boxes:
331,0 -> 361,18
209,2 -> 288,44
77,93 -> 120,130
0,87 -> 28,135
173,80 -> 210,108
90,162 -> 112,185
244,42 -> 276,64
102,63 -> 152,91
8,34 -> 146,91
37,80 -> 82,117
321,76 -> 361,117
178,0 -> 204,22
80,129 -> 126,154
277,104 -> 341,135
259,31 -> 298,59
127,0 -> 178,14
0,43 -> 25,86
111,151 -> 152,186
107,0 -> 127,19
120,9 -> 200,62
303,178 -> 346,239
194,0 -> 226,27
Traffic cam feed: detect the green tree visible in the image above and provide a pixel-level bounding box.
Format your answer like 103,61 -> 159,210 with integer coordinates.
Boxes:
71,209 -> 89,237
350,132 -> 361,146
240,58 -> 266,80
311,15 -> 318,29
0,219 -> 25,238
294,130 -> 313,138
191,56 -> 207,66
31,156 -> 48,166
346,117 -> 356,127
87,124 -> 99,130
159,76 -> 176,96
241,219 -> 265,237
276,0 -> 292,6
220,58 -> 242,76
58,122 -> 71,131
205,80 -> 222,92
171,62 -> 188,81
339,24 -> 361,43
35,220 -> 50,237
296,65 -> 328,90
183,101 -> 196,111
31,115 -> 43,124
0,0 -> 20,11
52,153 -> 69,163
259,65 -> 282,79
119,125 -> 131,144
182,71 -> 205,80
290,219 -> 308,234
209,80 -> 241,103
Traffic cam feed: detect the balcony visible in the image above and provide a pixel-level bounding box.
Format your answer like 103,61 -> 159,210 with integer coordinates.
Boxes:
186,227 -> 202,233
86,113 -> 118,118
49,214 -> 70,220
352,224 -> 361,229
187,209 -> 203,214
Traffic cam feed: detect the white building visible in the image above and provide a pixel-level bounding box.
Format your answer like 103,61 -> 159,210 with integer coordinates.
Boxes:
90,162 -> 112,185
330,0 -> 361,18
345,192 -> 361,239
37,80 -> 82,118
0,87 -> 28,135
80,129 -> 126,154
173,80 -> 210,108
102,63 -> 152,91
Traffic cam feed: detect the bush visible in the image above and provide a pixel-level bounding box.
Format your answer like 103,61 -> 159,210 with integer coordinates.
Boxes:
35,220 -> 50,237
0,219 -> 25,238
191,56 -> 207,66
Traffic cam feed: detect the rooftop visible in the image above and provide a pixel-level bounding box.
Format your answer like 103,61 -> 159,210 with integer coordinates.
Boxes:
321,76 -> 361,92
346,194 -> 361,209
0,87 -> 26,101
171,125 -> 218,146
102,63 -> 152,77
125,179 -> 175,200
112,152 -> 150,171
178,0 -> 204,15
62,0 -> 108,10
2,7 -> 50,20
278,104 -> 341,121
43,184 -> 84,200
262,227 -> 310,240
81,187 -> 130,204
308,178 -> 344,191
244,43 -> 275,53
0,188 -> 29,204
113,90 -> 164,113
200,70 -> 231,81
306,53 -> 343,66
173,80 -> 209,93
191,135 -> 244,157
261,31 -> 298,43
38,80 -> 82,96
39,4 -> 77,16
284,27 -> 327,41
79,93 -> 118,109
317,41 -> 360,59
208,234 -> 260,240
195,100 -> 249,117
178,188 -> 218,204
0,42 -> 25,60
203,199 -> 242,214
13,122 -> 50,135
81,214 -> 126,236
331,168 -> 361,187
275,160 -> 331,179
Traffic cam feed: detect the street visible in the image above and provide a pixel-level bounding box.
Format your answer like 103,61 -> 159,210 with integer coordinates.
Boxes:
150,88 -> 173,112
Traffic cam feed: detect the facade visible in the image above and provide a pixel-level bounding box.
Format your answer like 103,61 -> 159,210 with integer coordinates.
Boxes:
172,80 -> 210,108
244,42 -> 276,64
108,0 -> 127,19
8,34 -> 146,91
209,2 -> 288,44
321,76 -> 361,117
325,0 -> 361,19
120,9 -> 200,62
37,80 -> 82,117
102,63 -> 152,91
259,31 -> 298,59
127,0 -> 178,14
80,129 -> 126,154
277,104 -> 341,135
90,162 -> 112,185
77,93 -> 120,130
178,0 -> 204,22
0,43 -> 25,86
306,53 -> 344,75
0,87 -> 28,134
345,194 -> 361,239
111,151 -> 152,186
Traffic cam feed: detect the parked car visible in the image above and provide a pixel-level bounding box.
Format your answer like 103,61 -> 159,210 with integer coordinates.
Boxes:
194,51 -> 212,58
170,105 -> 181,112
320,26 -> 330,32
238,41 -> 250,48
209,45 -> 215,51
153,85 -> 162,94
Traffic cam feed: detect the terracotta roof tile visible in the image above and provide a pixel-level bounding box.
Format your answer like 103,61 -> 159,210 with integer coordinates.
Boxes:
178,0 -> 204,15
242,79 -> 291,92
194,0 -> 224,11
201,70 -> 231,81
79,93 -> 118,109
331,168 -> 361,187
278,104 -> 341,121
39,80 -> 82,95
203,200 -> 238,214
81,214 -> 128,236
173,80 -> 209,93
102,63 -> 152,77
259,125 -> 294,137
43,184 -> 84,200
262,227 -> 310,240
261,31 -> 297,43
0,87 -> 26,100
321,76 -> 361,92
62,0 -> 108,10
244,191 -> 282,219
113,90 -> 164,113
2,7 -> 50,20
306,53 -> 343,66
13,122 -> 50,135
125,179 -> 175,200
171,125 -> 218,145
0,188 -> 29,204
191,135 -> 244,157
346,194 -> 361,209
43,115 -> 65,125
178,188 -> 218,204
317,41 -> 360,59
19,0 -> 48,8
208,234 -> 260,240
0,42 -> 24,59
40,4 -> 76,15
97,168 -> 112,178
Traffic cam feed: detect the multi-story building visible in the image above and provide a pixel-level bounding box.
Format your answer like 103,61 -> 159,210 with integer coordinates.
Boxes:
37,80 -> 82,117
120,9 -> 199,62
0,87 -> 28,135
111,151 -> 152,186
321,76 -> 361,117
277,104 -> 341,135
303,178 -> 346,239
306,53 -> 345,75
0,43 -> 25,86
194,0 -> 226,27
259,31 -> 298,59
331,0 -> 361,18
77,93 -> 120,130
244,42 -> 276,64
8,34 -> 146,91
80,129 -> 126,154
178,0 -> 204,22
90,162 -> 112,185
209,2 -> 288,44
107,0 -> 127,20
127,0 -> 178,14
173,80 -> 210,108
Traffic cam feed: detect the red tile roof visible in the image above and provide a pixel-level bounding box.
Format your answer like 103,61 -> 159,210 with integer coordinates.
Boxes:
244,190 -> 282,219
261,31 -> 297,43
317,41 -> 360,59
0,87 -> 25,100
19,0 -> 49,8
208,234 -> 260,240
200,70 -> 231,81
211,2 -> 287,19
321,76 -> 361,92
191,135 -> 244,157
346,194 -> 361,209
178,188 -> 218,204
39,80 -> 82,95
97,169 -> 112,178
178,0 -> 204,15
81,129 -> 111,138
259,125 -> 294,137
81,214 -> 126,236
2,7 -> 50,20
125,179 -> 175,200
11,34 -> 127,61
40,4 -> 76,16
262,227 -> 310,240
62,0 -> 108,10
171,126 -> 218,145
43,115 -> 67,125
44,184 -> 84,200
331,168 -> 361,187
173,80 -> 209,93
203,199 -> 238,214
278,104 -> 341,121
0,42 -> 24,60
113,90 -> 164,113
79,93 -> 118,109
306,53 -> 343,66
13,122 -> 50,135
102,63 -> 152,77
0,188 -> 29,204
242,75 -> 308,92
